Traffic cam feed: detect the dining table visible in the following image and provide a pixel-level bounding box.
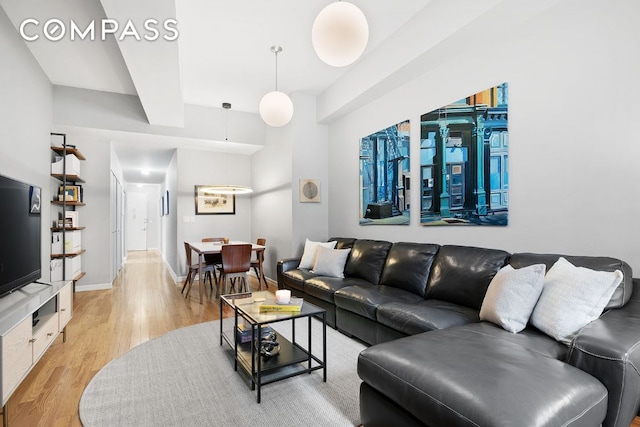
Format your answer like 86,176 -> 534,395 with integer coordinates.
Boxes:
186,240 -> 266,304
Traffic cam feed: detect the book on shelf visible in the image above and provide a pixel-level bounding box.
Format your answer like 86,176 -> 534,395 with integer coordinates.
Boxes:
236,323 -> 272,344
258,297 -> 304,313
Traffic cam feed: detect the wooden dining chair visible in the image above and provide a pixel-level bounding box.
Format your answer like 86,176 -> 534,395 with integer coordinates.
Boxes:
216,244 -> 252,298
202,237 -> 226,283
182,242 -> 216,298
250,238 -> 268,290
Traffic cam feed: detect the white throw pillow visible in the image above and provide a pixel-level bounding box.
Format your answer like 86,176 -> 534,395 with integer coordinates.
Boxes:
531,257 -> 623,343
310,246 -> 351,278
480,264 -> 546,333
298,239 -> 337,269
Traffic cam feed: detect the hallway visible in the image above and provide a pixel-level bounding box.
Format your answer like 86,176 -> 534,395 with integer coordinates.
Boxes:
7,250 -> 268,426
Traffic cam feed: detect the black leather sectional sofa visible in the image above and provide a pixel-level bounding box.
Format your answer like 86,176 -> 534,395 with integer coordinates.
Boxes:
276,238 -> 640,427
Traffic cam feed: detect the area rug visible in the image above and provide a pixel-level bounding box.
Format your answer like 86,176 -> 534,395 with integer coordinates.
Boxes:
79,318 -> 366,426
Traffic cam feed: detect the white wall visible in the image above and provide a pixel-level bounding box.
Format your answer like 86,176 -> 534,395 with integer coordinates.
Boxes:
0,6 -> 52,281
251,124 -> 293,280
327,0 -> 640,274
290,93 -> 330,254
250,93 -> 330,280
175,148 -> 253,277
161,151 -> 178,276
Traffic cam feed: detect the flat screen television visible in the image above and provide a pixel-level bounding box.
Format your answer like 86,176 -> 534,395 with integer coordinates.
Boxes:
0,174 -> 42,297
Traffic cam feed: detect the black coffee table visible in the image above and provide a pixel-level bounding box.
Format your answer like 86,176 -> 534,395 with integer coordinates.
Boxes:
219,291 -> 327,403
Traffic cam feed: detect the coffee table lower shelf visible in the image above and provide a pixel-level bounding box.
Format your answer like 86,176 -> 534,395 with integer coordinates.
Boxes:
234,332 -> 324,388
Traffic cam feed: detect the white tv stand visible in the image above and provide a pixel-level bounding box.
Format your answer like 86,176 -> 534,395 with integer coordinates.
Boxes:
0,281 -> 73,427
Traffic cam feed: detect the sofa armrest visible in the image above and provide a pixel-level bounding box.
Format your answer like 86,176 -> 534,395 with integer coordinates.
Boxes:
567,278 -> 640,427
276,258 -> 300,289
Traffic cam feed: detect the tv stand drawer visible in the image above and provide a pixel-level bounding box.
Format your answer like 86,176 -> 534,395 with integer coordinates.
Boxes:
32,313 -> 59,363
1,317 -> 32,404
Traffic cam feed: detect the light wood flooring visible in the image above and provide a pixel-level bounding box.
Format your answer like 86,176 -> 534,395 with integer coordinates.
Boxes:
7,250 -> 640,427
6,250 -> 268,427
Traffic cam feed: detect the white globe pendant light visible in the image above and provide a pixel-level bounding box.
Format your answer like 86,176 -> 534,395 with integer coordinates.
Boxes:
259,46 -> 294,127
312,1 -> 369,67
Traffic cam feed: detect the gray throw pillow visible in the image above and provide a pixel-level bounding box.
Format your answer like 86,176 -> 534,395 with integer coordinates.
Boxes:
311,246 -> 351,278
480,264 -> 546,333
530,257 -> 623,344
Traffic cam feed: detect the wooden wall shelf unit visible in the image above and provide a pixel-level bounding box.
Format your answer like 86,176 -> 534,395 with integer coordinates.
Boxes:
50,249 -> 86,259
50,146 -> 86,160
0,281 -> 73,426
51,226 -> 86,232
51,201 -> 85,207
50,133 -> 86,289
50,174 -> 85,183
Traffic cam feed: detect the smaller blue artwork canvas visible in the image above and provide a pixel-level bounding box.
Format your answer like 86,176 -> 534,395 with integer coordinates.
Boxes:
359,120 -> 410,226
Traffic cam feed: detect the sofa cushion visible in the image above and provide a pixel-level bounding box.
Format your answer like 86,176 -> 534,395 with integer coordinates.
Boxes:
280,269 -> 318,292
358,325 -> 607,427
425,245 -> 509,310
305,277 -> 372,304
310,246 -> 351,278
335,285 -> 423,320
376,299 -> 479,336
479,263 -> 546,333
344,239 -> 392,285
378,242 -> 440,297
510,252 -> 633,309
531,257 -> 623,343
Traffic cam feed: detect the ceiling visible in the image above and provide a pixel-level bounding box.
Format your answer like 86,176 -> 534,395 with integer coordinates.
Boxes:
0,0 -> 523,184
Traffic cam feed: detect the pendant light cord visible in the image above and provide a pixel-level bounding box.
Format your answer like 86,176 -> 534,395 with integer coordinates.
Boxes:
271,45 -> 283,92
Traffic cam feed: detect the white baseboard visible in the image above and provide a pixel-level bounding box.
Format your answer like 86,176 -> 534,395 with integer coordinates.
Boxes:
163,259 -> 180,284
75,282 -> 113,292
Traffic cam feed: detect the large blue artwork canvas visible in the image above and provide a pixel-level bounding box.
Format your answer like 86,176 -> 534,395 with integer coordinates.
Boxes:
420,83 -> 508,226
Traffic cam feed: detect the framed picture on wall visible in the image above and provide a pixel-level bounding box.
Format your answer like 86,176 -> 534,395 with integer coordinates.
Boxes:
299,179 -> 320,202
160,196 -> 165,217
164,190 -> 170,215
195,185 -> 236,215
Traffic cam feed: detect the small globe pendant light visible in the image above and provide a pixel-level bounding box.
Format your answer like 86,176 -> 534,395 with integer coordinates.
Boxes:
259,46 -> 294,127
312,1 -> 369,67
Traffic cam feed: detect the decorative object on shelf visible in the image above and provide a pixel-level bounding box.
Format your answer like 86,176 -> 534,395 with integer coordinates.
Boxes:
195,185 -> 236,215
58,184 -> 82,202
258,330 -> 280,357
360,120 -> 411,226
299,179 -> 320,203
312,1 -> 369,67
259,46 -> 294,127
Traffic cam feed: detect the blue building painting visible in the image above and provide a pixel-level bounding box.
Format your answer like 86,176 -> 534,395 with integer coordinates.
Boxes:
360,120 -> 410,225
421,83 -> 508,226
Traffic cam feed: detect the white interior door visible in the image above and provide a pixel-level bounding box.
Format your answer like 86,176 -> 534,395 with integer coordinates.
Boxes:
126,192 -> 148,251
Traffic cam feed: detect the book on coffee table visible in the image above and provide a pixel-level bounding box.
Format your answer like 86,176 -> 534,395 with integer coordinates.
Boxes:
236,323 -> 273,343
259,297 -> 304,313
